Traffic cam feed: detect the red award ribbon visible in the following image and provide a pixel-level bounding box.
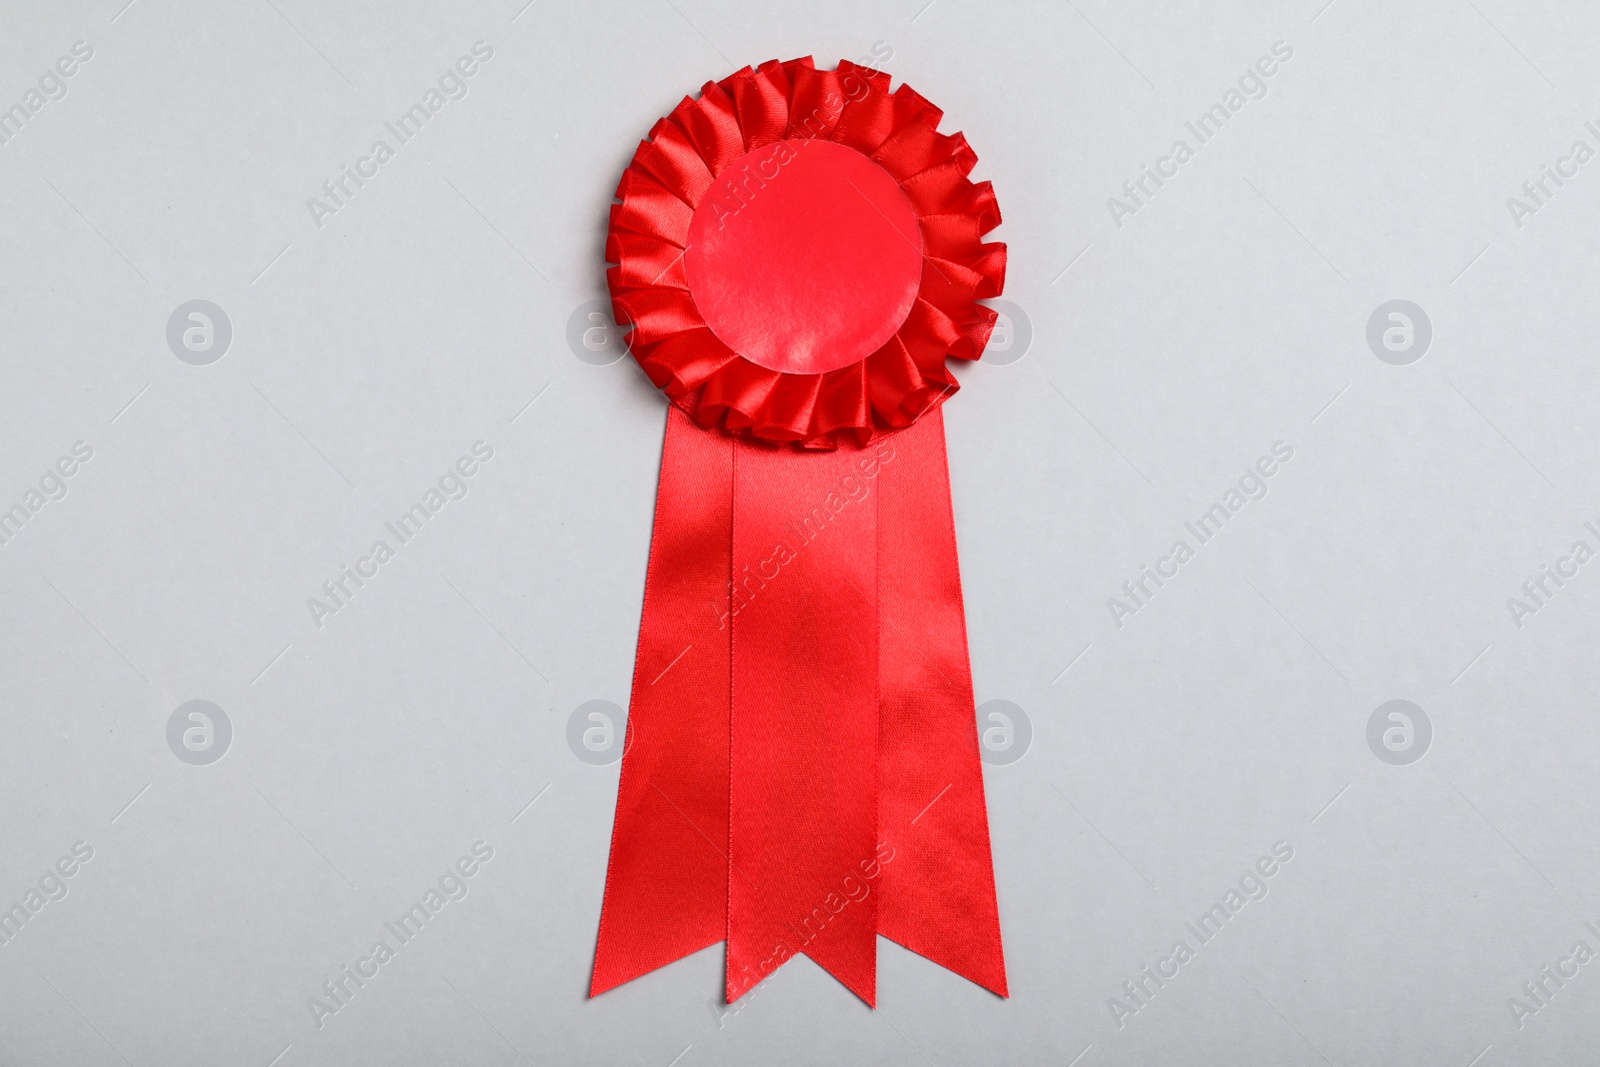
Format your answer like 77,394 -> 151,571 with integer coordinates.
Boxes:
591,57 -> 1007,1006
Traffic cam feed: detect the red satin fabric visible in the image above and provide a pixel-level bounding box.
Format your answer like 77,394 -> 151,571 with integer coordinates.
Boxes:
727,437 -> 881,1002
593,57 -> 1008,1007
684,138 -> 924,376
874,410 -> 1007,997
591,406 -> 1006,1005
590,408 -> 730,983
606,57 -> 1005,449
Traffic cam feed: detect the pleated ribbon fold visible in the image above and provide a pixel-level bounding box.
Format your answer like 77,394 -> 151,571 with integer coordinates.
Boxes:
592,56 -> 1009,1006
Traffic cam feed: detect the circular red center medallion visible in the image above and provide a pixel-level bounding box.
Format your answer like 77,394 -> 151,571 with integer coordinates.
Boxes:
684,139 -> 924,376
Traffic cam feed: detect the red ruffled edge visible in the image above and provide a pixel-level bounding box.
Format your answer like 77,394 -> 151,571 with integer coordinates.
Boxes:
606,57 -> 1006,450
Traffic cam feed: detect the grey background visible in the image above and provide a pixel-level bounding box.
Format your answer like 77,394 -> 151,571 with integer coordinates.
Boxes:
1,0 -> 1596,1064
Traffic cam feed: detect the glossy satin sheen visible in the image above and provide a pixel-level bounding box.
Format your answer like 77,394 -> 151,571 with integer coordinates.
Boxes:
684,139 -> 923,376
590,408 -> 1008,1006
593,58 -> 1009,1006
605,56 -> 1007,448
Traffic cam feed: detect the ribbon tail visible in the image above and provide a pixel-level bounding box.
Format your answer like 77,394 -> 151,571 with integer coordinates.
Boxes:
590,405 -> 732,997
594,406 -> 1003,1004
727,438 -> 881,1007
876,408 -> 1009,997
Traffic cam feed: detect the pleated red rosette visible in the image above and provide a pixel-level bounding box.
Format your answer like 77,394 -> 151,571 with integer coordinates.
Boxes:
593,57 -> 1008,1007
